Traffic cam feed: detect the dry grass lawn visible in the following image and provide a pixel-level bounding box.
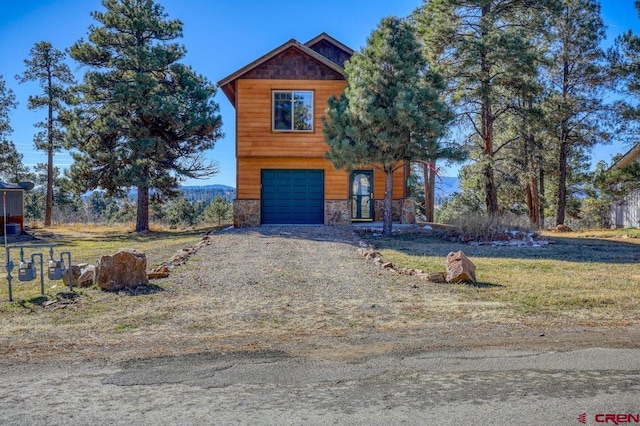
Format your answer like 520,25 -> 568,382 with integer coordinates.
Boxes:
369,228 -> 640,325
0,224 -> 638,363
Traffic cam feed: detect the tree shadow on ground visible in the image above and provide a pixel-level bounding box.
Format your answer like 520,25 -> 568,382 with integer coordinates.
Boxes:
199,225 -> 640,265
116,284 -> 164,297
366,232 -> 640,264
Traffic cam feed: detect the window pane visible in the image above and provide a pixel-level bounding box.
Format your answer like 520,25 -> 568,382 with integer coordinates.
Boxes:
293,91 -> 313,130
274,92 -> 292,130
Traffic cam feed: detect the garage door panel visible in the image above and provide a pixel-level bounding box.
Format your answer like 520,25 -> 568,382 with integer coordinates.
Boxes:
261,169 -> 324,224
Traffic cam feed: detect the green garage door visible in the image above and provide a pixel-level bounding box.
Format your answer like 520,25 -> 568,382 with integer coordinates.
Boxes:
261,169 -> 324,224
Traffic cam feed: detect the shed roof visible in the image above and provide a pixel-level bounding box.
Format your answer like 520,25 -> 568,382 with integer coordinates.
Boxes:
0,183 -> 26,191
610,143 -> 640,170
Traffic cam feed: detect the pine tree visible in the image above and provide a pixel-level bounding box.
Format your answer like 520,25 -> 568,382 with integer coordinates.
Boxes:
414,0 -> 554,215
543,0 -> 610,226
323,17 -> 451,236
0,75 -> 26,184
610,2 -> 640,150
203,196 -> 232,226
16,41 -> 75,227
67,0 -> 223,232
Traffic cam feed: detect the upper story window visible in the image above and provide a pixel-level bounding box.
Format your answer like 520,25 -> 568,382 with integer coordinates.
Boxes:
273,90 -> 313,132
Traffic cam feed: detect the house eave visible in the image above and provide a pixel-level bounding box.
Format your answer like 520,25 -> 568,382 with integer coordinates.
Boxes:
610,142 -> 640,170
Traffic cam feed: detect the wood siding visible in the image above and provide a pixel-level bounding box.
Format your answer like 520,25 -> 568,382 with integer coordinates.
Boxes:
237,157 -> 347,199
236,79 -> 346,158
236,78 -> 406,206
237,157 -> 405,202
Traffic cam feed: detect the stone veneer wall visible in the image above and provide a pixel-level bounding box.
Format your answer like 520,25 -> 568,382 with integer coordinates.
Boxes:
374,200 -> 401,222
401,198 -> 416,224
324,200 -> 351,225
374,198 -> 416,224
234,198 -> 413,227
234,200 -> 261,228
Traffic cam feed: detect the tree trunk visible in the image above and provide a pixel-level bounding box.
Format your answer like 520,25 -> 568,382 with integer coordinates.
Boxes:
539,161 -> 546,227
480,2 -> 499,215
136,185 -> 150,233
556,29 -> 570,226
524,134 -> 539,229
45,144 -> 54,227
382,166 -> 394,237
423,161 -> 436,223
483,162 -> 498,214
556,140 -> 568,225
44,73 -> 54,227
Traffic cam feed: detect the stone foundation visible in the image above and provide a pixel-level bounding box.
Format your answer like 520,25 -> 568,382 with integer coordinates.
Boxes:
373,199 -> 416,224
234,200 -> 261,228
324,200 -> 351,225
233,198 -> 413,227
401,198 -> 416,224
374,200 -> 402,222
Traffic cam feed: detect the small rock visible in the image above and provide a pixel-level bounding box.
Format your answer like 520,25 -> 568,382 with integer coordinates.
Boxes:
148,265 -> 171,280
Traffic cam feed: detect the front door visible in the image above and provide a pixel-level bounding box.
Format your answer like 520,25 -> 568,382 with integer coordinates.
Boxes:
351,170 -> 373,221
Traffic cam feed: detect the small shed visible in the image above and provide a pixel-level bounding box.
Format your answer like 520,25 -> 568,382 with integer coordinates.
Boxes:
0,183 -> 26,235
609,143 -> 640,228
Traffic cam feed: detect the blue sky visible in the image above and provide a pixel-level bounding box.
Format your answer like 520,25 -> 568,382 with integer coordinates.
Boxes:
0,0 -> 637,187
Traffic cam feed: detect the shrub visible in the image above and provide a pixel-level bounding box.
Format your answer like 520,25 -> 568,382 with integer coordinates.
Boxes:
443,211 -> 534,241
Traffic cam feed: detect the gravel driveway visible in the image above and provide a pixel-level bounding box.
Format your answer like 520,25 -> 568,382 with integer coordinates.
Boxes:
3,226 -> 640,425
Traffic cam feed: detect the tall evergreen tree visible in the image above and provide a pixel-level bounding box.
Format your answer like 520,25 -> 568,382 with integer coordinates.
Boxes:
414,0 -> 553,215
543,0 -> 610,226
0,75 -> 25,184
610,1 -> 640,147
0,75 -> 16,142
16,41 -> 75,227
67,0 -> 223,232
323,17 -> 451,236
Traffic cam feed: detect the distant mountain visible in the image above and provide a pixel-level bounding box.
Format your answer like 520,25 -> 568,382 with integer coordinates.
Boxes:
90,179 -> 457,206
180,185 -> 236,203
114,185 -> 236,204
435,176 -> 460,205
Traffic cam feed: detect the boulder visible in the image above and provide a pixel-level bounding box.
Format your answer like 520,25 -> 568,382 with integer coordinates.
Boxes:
94,249 -> 148,291
62,263 -> 95,288
445,250 -> 477,283
77,265 -> 95,287
62,263 -> 84,287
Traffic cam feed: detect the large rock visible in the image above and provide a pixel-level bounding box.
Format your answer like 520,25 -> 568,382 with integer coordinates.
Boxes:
445,250 -> 476,283
62,263 -> 95,288
77,265 -> 96,287
94,249 -> 148,291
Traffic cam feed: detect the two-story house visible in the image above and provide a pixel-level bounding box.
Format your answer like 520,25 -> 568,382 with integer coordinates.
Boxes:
217,33 -> 415,227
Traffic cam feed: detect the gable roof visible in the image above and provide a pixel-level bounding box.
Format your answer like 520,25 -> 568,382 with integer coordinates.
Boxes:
217,34 -> 352,106
305,32 -> 354,67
